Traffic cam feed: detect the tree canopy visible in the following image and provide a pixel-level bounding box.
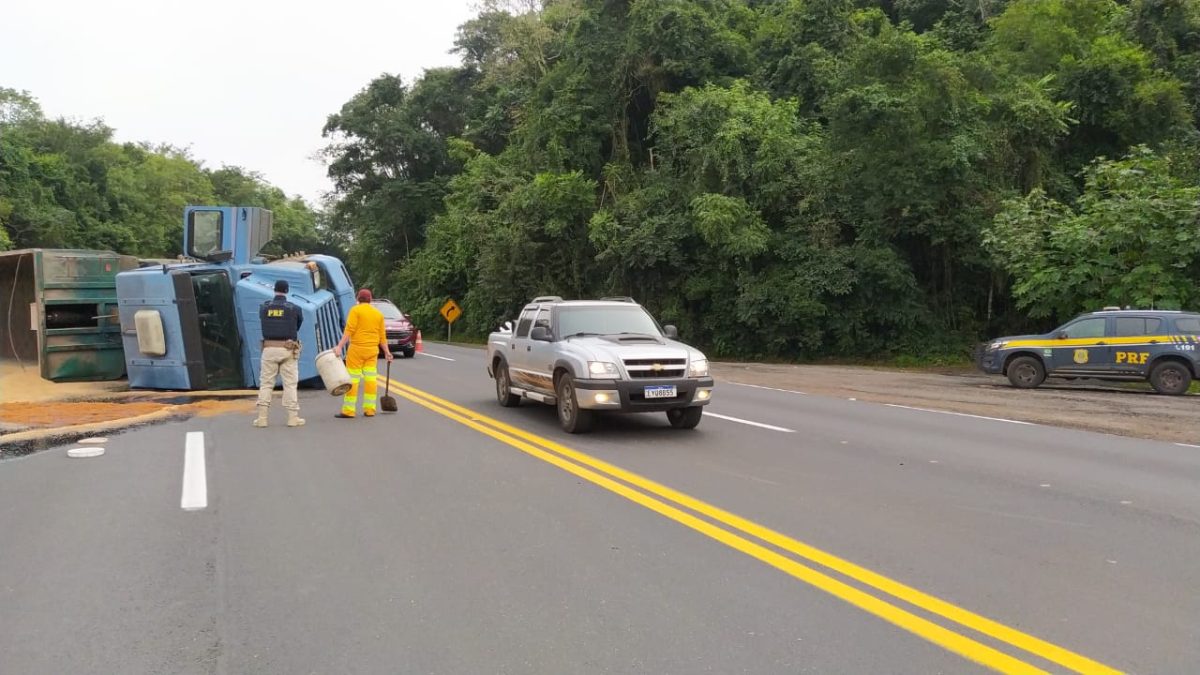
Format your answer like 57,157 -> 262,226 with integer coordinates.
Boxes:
0,87 -> 324,258
7,0 -> 1200,363
320,0 -> 1200,359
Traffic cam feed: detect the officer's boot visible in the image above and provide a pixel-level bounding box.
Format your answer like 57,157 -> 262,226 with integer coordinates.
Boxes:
253,406 -> 269,428
287,410 -> 306,427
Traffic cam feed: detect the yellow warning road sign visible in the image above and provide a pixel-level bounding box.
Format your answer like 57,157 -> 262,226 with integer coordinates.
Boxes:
440,299 -> 462,324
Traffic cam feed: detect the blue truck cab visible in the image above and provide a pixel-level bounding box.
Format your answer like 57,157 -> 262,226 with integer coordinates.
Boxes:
116,206 -> 355,390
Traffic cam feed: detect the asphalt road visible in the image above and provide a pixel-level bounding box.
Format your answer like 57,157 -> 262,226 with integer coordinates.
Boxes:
2,343 -> 1198,674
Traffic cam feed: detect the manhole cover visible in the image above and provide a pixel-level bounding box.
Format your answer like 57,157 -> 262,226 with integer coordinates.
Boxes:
78,437 -> 108,445
67,447 -> 106,458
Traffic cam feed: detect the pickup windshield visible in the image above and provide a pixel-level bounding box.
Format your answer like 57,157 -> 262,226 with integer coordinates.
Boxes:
558,306 -> 662,337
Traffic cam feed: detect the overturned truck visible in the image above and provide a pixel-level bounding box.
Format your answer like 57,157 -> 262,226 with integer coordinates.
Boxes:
115,206 -> 354,391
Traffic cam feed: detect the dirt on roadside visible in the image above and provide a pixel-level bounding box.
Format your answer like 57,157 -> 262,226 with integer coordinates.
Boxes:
0,398 -> 254,431
712,362 -> 1200,446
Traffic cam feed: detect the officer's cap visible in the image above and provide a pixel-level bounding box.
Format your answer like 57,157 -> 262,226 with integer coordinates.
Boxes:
275,280 -> 289,294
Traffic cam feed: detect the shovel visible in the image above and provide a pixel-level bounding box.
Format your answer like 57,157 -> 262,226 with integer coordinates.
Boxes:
380,359 -> 399,412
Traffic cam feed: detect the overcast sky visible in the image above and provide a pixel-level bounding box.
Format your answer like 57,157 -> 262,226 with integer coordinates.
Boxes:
3,0 -> 479,205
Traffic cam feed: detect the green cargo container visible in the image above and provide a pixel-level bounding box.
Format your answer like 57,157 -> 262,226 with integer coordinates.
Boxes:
0,249 -> 139,382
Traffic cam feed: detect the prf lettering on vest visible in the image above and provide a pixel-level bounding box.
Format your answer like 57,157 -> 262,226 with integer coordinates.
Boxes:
267,309 -> 285,318
1115,351 -> 1149,365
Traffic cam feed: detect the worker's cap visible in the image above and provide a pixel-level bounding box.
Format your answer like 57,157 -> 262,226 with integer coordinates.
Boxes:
357,288 -> 373,303
274,280 -> 289,294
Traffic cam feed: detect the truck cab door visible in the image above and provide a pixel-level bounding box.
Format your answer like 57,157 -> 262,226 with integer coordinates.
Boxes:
1050,317 -> 1111,375
187,270 -> 244,389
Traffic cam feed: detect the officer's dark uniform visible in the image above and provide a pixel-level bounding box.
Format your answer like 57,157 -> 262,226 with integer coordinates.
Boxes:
254,282 -> 306,427
260,295 -> 303,341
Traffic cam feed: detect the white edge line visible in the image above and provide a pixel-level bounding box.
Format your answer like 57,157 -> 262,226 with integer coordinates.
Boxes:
704,412 -> 796,433
1176,443 -> 1200,449
729,382 -> 807,395
181,431 -> 208,511
418,352 -> 456,362
884,403 -> 1033,426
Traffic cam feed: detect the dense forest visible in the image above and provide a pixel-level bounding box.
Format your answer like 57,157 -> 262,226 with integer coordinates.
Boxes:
6,0 -> 1200,362
0,88 -> 328,260
321,0 -> 1200,360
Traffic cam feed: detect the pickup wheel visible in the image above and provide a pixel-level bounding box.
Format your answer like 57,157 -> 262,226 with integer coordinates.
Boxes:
556,373 -> 595,434
495,362 -> 521,407
667,406 -> 703,430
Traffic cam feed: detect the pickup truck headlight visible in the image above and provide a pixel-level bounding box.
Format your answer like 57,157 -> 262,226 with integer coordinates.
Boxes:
689,359 -> 709,377
588,361 -> 620,379
989,341 -> 1007,351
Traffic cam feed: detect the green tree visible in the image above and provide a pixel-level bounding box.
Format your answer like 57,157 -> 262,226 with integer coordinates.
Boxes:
986,146 -> 1200,318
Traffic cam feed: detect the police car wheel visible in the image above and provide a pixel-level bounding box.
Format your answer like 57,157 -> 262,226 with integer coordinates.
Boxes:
1006,356 -> 1046,389
1149,361 -> 1191,396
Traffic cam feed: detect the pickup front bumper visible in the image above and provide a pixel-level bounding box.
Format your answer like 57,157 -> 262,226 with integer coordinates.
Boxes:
573,376 -> 715,412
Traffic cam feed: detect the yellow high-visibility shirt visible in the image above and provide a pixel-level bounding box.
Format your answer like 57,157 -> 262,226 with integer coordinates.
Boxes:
344,303 -> 387,349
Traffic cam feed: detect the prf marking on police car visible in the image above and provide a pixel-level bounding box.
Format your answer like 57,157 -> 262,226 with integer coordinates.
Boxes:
1115,351 -> 1150,364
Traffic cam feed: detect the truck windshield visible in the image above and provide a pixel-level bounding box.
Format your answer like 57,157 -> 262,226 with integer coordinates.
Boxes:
558,306 -> 662,337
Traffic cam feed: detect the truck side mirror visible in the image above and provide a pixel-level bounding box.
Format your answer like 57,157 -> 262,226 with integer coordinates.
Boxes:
664,325 -> 679,339
1057,331 -> 1069,339
531,326 -> 553,342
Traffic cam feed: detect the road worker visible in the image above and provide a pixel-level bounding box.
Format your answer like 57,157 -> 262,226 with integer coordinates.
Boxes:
254,279 -> 305,428
333,289 -> 393,418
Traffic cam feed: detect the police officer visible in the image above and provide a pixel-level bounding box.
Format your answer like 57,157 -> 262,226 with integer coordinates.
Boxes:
254,279 -> 305,428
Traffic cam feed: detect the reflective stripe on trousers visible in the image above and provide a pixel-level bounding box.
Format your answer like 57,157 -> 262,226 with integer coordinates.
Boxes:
342,346 -> 379,415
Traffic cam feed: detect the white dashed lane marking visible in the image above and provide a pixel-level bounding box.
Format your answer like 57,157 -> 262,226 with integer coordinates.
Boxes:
181,432 -> 207,511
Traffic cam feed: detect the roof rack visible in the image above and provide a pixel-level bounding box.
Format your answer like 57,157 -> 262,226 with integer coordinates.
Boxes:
600,296 -> 637,303
531,295 -> 564,304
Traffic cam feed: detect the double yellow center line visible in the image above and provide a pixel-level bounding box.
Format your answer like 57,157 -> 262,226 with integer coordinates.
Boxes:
384,378 -> 1121,675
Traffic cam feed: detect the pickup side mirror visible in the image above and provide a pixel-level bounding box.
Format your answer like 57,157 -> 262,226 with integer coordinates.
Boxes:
530,326 -> 553,342
1057,331 -> 1069,339
664,325 -> 679,339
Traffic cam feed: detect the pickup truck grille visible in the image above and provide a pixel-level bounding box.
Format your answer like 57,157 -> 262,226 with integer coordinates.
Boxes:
387,330 -> 412,341
623,358 -> 687,379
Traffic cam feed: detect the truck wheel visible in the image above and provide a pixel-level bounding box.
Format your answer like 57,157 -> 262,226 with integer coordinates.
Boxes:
556,373 -> 595,433
495,362 -> 521,407
1006,356 -> 1046,389
667,407 -> 703,430
1149,361 -> 1191,395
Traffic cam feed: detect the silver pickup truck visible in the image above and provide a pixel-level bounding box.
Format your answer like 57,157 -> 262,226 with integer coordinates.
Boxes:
486,296 -> 715,433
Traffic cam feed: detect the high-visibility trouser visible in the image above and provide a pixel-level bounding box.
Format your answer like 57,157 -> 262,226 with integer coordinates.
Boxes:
342,346 -> 379,416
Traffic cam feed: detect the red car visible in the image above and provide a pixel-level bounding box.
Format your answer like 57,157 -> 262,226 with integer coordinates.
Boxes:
372,299 -> 417,358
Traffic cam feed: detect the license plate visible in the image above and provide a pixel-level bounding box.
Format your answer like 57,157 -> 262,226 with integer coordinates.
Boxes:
644,385 -> 677,399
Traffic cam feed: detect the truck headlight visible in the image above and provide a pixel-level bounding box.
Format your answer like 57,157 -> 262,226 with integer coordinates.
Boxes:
989,341 -> 1007,351
689,359 -> 709,377
588,361 -> 620,378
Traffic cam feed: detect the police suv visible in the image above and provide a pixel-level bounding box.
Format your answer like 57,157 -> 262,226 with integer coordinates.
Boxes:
978,309 -> 1200,395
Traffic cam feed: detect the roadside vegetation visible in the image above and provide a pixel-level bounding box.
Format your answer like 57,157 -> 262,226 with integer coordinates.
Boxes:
321,0 -> 1200,361
5,0 -> 1200,364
